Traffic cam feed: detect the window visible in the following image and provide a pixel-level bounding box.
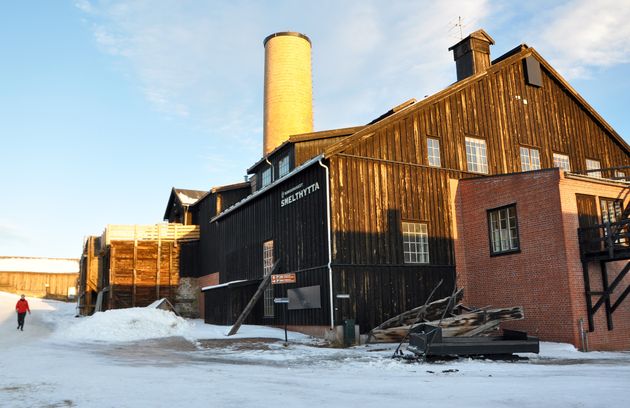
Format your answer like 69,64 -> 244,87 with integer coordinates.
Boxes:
488,205 -> 519,255
586,159 -> 602,178
553,153 -> 571,172
278,155 -> 290,178
615,170 -> 626,182
465,137 -> 488,174
263,240 -> 274,317
402,222 -> 429,264
520,146 -> 541,171
427,138 -> 441,167
600,198 -> 625,244
261,168 -> 272,188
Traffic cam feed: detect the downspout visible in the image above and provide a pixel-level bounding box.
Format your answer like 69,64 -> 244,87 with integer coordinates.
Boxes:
265,157 -> 274,181
318,158 -> 335,329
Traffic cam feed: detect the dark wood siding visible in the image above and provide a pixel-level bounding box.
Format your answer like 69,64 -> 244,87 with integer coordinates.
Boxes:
209,164 -> 331,325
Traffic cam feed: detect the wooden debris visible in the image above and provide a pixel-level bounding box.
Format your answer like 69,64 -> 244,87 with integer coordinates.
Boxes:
368,306 -> 524,343
372,288 -> 463,332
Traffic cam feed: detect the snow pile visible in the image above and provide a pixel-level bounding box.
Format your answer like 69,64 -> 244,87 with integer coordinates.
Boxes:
57,308 -> 191,342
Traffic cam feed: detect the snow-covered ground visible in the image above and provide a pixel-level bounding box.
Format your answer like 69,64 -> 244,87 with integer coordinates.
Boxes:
1,292 -> 629,407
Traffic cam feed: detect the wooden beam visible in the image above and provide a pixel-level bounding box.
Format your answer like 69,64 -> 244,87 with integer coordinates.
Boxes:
227,261 -> 279,336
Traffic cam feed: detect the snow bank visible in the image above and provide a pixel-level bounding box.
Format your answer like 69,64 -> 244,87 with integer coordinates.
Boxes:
56,308 -> 191,342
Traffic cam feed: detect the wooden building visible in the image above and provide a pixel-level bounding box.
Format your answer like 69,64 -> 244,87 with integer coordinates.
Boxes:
0,256 -> 78,300
77,223 -> 199,315
196,29 -> 630,345
163,188 -> 207,225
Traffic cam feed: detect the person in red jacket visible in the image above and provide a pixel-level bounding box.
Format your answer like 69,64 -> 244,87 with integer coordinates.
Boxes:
15,294 -> 31,331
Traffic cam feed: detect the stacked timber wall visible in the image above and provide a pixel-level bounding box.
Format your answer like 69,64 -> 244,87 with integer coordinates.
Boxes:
108,240 -> 180,309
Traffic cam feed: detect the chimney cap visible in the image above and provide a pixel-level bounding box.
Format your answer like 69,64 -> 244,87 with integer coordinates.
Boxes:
448,29 -> 495,51
263,31 -> 311,47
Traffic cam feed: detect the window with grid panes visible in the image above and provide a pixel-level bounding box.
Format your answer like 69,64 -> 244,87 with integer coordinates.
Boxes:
600,198 -> 626,244
278,155 -> 290,178
261,168 -> 272,187
427,138 -> 441,167
402,222 -> 429,264
615,170 -> 626,181
488,205 -> 519,255
263,240 -> 274,317
465,137 -> 488,174
586,159 -> 602,178
553,153 -> 571,172
520,146 -> 541,171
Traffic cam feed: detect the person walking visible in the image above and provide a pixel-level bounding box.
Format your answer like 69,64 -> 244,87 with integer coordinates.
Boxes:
15,294 -> 31,331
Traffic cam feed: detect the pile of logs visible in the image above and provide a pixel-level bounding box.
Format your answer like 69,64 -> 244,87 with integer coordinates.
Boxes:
367,289 -> 525,343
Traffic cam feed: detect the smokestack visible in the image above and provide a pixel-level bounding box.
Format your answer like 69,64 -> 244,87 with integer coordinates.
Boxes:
263,32 -> 313,155
448,29 -> 495,81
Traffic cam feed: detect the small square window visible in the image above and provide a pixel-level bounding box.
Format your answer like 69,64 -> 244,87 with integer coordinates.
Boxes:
520,146 -> 541,171
615,170 -> 626,182
488,205 -> 520,255
427,138 -> 441,167
586,159 -> 602,178
465,137 -> 488,174
402,222 -> 429,264
553,153 -> 571,172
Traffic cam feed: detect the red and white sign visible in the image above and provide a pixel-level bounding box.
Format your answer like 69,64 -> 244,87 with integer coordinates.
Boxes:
271,273 -> 296,285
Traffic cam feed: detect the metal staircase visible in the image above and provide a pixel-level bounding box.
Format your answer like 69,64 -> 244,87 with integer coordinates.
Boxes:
578,177 -> 630,332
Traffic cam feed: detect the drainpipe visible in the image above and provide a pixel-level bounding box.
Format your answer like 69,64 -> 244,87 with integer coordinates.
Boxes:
265,157 -> 274,181
318,158 -> 335,329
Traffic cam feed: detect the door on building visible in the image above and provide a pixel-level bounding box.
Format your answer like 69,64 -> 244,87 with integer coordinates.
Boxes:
576,194 -> 599,253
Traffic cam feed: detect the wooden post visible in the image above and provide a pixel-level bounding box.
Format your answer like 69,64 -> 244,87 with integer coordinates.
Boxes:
227,261 -> 279,336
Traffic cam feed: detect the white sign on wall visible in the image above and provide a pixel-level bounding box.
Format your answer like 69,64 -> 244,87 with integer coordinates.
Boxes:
280,182 -> 320,207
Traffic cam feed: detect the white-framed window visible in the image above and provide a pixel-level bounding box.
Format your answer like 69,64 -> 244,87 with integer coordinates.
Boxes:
278,155 -> 290,178
402,222 -> 429,264
520,146 -> 541,171
488,205 -> 519,255
261,168 -> 272,187
586,159 -> 602,178
615,170 -> 626,182
263,240 -> 274,318
427,138 -> 441,167
553,153 -> 571,172
465,137 -> 488,174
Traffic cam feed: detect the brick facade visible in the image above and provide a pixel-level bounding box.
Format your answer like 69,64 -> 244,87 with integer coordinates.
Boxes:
452,169 -> 630,350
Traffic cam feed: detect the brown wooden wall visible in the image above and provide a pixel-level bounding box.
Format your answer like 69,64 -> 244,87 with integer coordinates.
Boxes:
0,272 -> 77,299
294,136 -> 348,167
108,240 -> 180,309
340,52 -> 629,178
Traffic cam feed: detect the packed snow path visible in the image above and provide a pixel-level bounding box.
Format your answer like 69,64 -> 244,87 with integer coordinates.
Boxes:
1,292 -> 629,407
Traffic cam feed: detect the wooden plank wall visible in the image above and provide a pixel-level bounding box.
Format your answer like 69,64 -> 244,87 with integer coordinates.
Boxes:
108,240 -> 180,308
208,164 -> 331,325
294,136 -> 348,167
340,55 -> 629,177
0,272 -> 77,299
333,265 -> 454,330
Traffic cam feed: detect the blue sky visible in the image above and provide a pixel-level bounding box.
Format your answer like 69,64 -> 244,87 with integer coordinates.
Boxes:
1,0 -> 629,258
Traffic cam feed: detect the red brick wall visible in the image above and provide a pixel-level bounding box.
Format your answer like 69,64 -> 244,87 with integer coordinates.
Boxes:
558,175 -> 630,350
452,169 -> 630,350
197,273 -> 220,319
